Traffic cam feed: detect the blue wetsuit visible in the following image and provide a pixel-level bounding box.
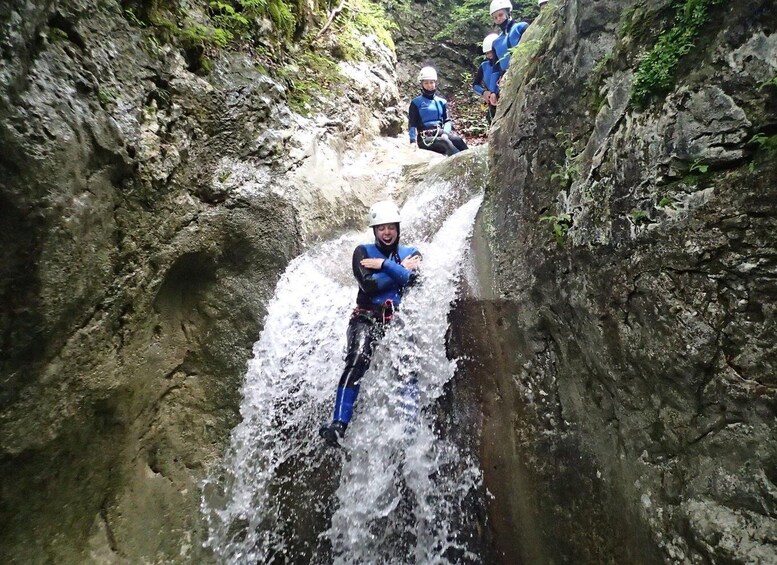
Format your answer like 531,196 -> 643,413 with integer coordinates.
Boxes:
492,20 -> 529,73
330,239 -> 421,427
408,90 -> 469,156
472,58 -> 502,123
472,59 -> 501,96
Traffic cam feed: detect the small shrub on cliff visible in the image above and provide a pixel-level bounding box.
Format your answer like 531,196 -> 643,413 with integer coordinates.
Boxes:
749,133 -> 777,152
630,0 -> 723,108
760,76 -> 777,90
658,195 -> 676,208
322,0 -> 397,60
351,0 -> 397,50
551,130 -> 582,188
239,0 -> 295,38
747,132 -> 777,172
630,209 -> 652,226
180,23 -> 233,48
540,213 -> 572,246
278,51 -> 343,115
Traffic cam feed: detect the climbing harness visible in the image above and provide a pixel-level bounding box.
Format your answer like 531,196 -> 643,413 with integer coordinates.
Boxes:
421,127 -> 441,147
351,299 -> 395,325
381,299 -> 395,324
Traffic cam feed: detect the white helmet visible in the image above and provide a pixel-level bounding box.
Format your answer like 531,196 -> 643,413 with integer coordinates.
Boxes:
489,0 -> 512,15
368,201 -> 401,227
482,33 -> 499,53
418,66 -> 437,82
538,0 -> 548,5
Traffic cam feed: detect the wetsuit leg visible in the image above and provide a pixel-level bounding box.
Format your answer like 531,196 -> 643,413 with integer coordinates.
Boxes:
449,133 -> 469,151
416,138 -> 450,156
419,136 -> 461,156
332,314 -> 384,425
486,104 -> 497,124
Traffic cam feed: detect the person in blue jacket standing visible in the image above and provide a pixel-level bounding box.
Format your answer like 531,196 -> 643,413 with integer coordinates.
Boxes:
472,33 -> 501,124
490,0 -> 529,74
319,201 -> 422,447
408,66 -> 469,156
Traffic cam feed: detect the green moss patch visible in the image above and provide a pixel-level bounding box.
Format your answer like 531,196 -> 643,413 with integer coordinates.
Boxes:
630,0 -> 723,108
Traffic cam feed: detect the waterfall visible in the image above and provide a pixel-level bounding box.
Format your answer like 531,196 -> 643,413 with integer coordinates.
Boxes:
202,156 -> 486,564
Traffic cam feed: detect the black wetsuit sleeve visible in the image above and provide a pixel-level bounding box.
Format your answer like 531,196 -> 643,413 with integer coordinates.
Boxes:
408,101 -> 423,131
352,245 -> 385,295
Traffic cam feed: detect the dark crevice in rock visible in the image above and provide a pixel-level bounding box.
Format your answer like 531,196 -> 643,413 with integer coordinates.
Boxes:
100,498 -> 119,552
48,12 -> 86,50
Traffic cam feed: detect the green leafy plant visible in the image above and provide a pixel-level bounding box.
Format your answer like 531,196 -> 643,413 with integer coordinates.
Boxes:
239,0 -> 295,37
350,0 -> 397,50
749,132 -> 777,152
759,76 -> 777,90
123,8 -> 146,27
210,1 -> 250,33
551,130 -> 582,187
551,161 -> 580,187
278,51 -> 344,115
180,23 -> 233,48
97,87 -> 119,107
48,26 -> 70,42
618,4 -> 640,38
658,195 -> 675,208
631,0 -> 723,107
747,132 -> 777,172
540,213 -> 572,245
688,158 -> 708,174
630,209 -> 652,226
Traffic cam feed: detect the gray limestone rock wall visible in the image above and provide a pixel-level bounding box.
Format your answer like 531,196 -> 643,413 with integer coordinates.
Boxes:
0,0 -> 403,562
392,0 -> 485,97
467,0 -> 777,562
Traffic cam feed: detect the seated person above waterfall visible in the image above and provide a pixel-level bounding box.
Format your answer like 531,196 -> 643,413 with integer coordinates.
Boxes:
472,33 -> 502,125
319,201 -> 422,448
408,66 -> 469,156
489,0 -> 529,73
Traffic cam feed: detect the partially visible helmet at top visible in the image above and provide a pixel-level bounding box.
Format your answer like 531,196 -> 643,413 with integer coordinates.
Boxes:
538,0 -> 548,5
489,0 -> 512,15
418,66 -> 438,82
482,33 -> 499,53
368,201 -> 401,227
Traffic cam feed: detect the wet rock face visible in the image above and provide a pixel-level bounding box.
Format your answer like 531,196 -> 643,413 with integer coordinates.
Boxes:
391,0 -> 486,113
476,0 -> 777,562
0,0 -> 402,562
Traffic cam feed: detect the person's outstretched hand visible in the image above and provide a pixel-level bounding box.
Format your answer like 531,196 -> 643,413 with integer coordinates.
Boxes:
401,255 -> 422,271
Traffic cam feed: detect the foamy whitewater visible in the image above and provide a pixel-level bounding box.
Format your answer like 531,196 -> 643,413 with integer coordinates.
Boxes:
202,164 -> 485,564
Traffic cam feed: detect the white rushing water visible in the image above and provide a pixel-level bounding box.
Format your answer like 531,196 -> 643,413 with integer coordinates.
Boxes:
202,163 -> 485,564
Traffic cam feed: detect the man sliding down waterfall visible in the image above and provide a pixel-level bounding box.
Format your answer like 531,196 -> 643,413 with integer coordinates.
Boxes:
319,201 -> 422,447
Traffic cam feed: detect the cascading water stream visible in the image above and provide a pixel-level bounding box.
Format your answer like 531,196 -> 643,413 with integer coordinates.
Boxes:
202,154 -> 487,564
